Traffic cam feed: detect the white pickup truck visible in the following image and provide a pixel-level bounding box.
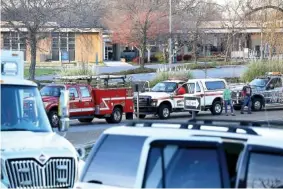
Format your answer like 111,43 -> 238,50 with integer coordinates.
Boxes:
183,78 -> 228,115
133,80 -> 189,119
1,50 -> 84,188
76,119 -> 283,188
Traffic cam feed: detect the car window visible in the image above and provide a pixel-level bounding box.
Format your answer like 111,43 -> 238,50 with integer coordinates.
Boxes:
79,86 -> 90,98
205,81 -> 225,90
196,82 -> 201,92
82,135 -> 146,188
187,83 -> 195,94
273,78 -> 282,88
247,152 -> 283,188
69,87 -> 79,98
143,145 -> 222,188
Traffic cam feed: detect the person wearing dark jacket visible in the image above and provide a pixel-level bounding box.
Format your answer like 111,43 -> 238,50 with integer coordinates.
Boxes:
241,83 -> 252,114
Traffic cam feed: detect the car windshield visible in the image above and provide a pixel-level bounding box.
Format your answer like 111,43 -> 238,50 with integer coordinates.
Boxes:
40,86 -> 64,97
249,78 -> 269,87
151,82 -> 178,92
1,85 -> 52,132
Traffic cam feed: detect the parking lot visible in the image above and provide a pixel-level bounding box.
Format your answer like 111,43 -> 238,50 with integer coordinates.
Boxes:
62,108 -> 283,147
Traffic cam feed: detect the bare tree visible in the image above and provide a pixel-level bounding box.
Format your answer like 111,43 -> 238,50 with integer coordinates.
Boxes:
103,0 -> 168,68
1,0 -> 104,80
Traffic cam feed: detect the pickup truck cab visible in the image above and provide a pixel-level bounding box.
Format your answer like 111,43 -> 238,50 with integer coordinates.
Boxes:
41,75 -> 134,127
76,120 -> 283,188
183,78 -> 227,115
134,80 -> 190,119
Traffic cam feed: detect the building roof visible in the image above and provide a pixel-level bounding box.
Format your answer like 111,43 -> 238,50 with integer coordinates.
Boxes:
0,21 -> 103,33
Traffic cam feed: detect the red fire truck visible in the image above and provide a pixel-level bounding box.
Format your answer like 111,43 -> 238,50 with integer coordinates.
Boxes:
40,75 -> 134,127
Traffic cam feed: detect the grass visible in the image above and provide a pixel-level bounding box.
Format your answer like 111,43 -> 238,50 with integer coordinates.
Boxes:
241,60 -> 283,82
149,66 -> 194,86
57,64 -> 99,76
24,68 -> 58,78
103,67 -> 156,76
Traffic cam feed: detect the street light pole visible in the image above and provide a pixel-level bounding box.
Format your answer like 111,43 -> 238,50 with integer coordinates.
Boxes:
169,0 -> 172,67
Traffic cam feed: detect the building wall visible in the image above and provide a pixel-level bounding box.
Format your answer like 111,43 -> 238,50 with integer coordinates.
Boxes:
0,31 -> 103,63
75,32 -> 103,63
26,33 -> 52,62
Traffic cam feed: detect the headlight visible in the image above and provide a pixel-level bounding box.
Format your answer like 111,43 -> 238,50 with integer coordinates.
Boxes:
151,100 -> 157,106
43,102 -> 49,107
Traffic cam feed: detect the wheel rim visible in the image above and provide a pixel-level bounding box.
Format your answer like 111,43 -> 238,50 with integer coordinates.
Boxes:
52,113 -> 59,126
114,110 -> 121,121
215,104 -> 222,113
163,108 -> 170,117
254,101 -> 261,110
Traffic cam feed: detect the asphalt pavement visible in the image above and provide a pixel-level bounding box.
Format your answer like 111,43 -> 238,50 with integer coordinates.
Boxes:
58,108 -> 283,148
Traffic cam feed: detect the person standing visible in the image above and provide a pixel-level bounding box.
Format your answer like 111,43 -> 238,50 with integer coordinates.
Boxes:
223,86 -> 235,116
241,83 -> 252,114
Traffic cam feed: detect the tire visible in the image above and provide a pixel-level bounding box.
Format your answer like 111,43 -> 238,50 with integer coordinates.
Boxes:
135,114 -> 146,119
158,104 -> 171,119
125,112 -> 134,120
48,110 -> 59,128
210,101 -> 223,115
106,107 -> 123,124
78,118 -> 94,123
252,98 -> 263,111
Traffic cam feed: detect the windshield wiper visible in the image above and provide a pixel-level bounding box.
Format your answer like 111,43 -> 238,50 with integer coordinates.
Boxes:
86,180 -> 103,184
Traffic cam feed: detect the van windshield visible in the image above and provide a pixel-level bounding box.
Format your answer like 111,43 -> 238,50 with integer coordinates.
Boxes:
1,85 -> 52,132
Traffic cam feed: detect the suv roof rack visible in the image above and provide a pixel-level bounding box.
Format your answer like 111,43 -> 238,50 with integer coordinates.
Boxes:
125,119 -> 283,135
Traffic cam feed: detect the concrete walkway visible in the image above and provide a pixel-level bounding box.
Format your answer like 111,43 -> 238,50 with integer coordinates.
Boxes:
104,61 -> 133,67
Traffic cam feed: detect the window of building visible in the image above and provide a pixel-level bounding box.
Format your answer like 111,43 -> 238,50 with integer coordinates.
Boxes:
51,32 -> 75,61
2,32 -> 27,60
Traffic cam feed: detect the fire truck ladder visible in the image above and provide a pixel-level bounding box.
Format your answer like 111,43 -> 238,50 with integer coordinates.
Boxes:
54,75 -> 131,88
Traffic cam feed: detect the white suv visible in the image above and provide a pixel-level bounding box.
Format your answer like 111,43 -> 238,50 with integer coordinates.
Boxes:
76,119 -> 283,188
183,78 -> 227,115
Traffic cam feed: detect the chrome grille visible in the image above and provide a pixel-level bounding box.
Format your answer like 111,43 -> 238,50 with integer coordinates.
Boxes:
6,158 -> 76,188
231,91 -> 241,99
134,97 -> 151,107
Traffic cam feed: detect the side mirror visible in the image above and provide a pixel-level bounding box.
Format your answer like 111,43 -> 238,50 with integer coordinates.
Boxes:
69,93 -> 75,100
76,147 -> 86,160
268,84 -> 274,90
58,89 -> 70,133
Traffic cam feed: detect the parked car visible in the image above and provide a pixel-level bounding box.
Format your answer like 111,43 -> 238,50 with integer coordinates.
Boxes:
77,119 -> 283,188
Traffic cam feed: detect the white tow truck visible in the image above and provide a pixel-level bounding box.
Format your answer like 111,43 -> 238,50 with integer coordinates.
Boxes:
0,50 -> 84,188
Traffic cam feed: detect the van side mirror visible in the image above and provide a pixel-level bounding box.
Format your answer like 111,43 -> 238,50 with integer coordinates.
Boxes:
58,90 -> 70,133
77,147 -> 86,159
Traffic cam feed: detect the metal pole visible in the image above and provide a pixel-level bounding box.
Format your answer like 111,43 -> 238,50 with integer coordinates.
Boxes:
192,111 -> 196,120
135,84 -> 140,120
169,0 -> 172,67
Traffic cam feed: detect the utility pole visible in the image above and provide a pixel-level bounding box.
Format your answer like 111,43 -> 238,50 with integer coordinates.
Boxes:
169,0 -> 172,67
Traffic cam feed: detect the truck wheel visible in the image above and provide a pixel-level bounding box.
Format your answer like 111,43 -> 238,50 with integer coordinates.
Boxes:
106,107 -> 122,124
252,98 -> 263,111
126,112 -> 134,120
210,101 -> 223,115
135,114 -> 146,119
78,118 -> 94,123
48,110 -> 59,128
158,104 -> 171,119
